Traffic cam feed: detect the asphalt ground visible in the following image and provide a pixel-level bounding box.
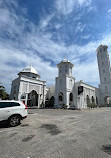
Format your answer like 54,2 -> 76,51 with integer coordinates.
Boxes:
0,108 -> 111,158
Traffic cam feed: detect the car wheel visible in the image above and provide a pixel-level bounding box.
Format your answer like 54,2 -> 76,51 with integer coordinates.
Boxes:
8,115 -> 21,127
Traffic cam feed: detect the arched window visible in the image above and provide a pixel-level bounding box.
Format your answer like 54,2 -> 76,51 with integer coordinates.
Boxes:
69,80 -> 72,88
69,93 -> 73,101
104,77 -> 106,82
60,79 -> 62,85
103,69 -> 105,73
58,93 -> 63,101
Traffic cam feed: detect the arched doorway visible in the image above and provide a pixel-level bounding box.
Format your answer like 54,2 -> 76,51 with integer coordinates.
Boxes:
86,95 -> 90,106
58,92 -> 63,105
96,97 -> 98,105
69,93 -> 73,105
69,93 -> 73,101
27,90 -> 38,107
92,96 -> 95,103
104,96 -> 110,104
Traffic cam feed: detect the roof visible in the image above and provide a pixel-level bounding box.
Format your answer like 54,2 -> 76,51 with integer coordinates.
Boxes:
57,58 -> 74,67
20,65 -> 38,75
61,58 -> 70,63
96,44 -> 108,52
75,81 -> 99,89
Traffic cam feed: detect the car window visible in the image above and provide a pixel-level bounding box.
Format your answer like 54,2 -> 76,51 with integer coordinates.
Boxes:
11,102 -> 20,107
0,102 -> 20,108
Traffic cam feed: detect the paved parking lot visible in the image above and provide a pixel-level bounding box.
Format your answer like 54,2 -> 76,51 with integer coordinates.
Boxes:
1,108 -> 111,158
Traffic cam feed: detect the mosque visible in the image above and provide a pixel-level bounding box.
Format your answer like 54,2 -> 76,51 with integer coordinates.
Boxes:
10,45 -> 111,109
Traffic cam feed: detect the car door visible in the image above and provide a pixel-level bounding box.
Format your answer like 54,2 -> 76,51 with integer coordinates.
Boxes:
0,102 -> 12,121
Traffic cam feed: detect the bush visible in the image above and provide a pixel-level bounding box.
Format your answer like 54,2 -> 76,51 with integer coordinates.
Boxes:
87,103 -> 97,109
62,104 -> 67,109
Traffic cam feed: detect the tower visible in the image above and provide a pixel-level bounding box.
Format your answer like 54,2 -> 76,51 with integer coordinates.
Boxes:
96,45 -> 111,104
54,59 -> 75,108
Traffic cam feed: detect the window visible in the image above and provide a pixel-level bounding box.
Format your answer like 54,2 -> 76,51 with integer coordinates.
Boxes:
65,69 -> 67,73
60,79 -> 62,85
100,48 -> 102,52
103,69 -> 105,74
59,67 -> 62,74
21,93 -> 26,99
70,67 -> 72,76
0,102 -> 20,108
11,102 -> 20,107
102,62 -> 104,67
104,77 -> 106,82
70,80 -> 72,87
103,47 -> 106,51
101,54 -> 103,59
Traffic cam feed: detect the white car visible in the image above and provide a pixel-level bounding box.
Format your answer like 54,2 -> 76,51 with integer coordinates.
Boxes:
0,100 -> 28,127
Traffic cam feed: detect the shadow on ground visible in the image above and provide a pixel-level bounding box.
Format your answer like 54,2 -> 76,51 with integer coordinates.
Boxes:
102,144 -> 111,155
0,121 -> 9,128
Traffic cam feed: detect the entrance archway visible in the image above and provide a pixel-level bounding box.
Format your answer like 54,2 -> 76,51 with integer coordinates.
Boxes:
104,96 -> 110,104
96,97 -> 98,105
69,93 -> 73,102
92,96 -> 95,103
86,95 -> 90,106
58,92 -> 63,106
27,90 -> 38,107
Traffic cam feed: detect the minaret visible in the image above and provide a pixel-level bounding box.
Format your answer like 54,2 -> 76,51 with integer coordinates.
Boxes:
54,59 -> 75,108
96,45 -> 111,104
96,45 -> 111,84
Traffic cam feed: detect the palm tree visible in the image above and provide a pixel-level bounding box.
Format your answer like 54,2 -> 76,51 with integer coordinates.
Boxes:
0,82 -> 9,100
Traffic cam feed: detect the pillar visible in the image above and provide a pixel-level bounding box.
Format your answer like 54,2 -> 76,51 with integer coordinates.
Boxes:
25,93 -> 28,105
38,94 -> 40,108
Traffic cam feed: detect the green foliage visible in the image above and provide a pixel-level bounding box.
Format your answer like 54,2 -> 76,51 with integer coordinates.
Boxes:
0,84 -> 9,100
62,104 -> 67,109
87,103 -> 97,108
45,96 -> 55,108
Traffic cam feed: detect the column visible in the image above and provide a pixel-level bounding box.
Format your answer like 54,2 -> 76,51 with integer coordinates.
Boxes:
25,93 -> 28,105
38,94 -> 40,108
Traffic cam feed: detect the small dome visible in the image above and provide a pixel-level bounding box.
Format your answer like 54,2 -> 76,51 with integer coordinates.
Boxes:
57,58 -> 74,68
61,58 -> 70,63
21,65 -> 38,74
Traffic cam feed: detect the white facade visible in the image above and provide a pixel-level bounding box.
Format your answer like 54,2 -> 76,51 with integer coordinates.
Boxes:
75,81 -> 99,109
54,59 -> 75,108
10,66 -> 46,107
10,44 -> 111,108
96,45 -> 111,104
54,59 -> 99,109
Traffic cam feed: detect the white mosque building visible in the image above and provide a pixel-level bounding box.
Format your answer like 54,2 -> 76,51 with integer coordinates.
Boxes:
10,44 -> 111,109
54,59 -> 99,109
10,65 -> 46,107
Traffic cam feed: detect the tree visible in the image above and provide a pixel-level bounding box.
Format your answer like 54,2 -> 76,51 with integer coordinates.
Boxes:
45,96 -> 55,108
0,82 -> 9,100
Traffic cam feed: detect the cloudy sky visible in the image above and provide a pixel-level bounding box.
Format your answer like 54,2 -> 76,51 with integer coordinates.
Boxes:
0,0 -> 111,93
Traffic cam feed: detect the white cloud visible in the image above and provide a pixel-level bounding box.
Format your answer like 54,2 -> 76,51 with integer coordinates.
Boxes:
55,0 -> 92,15
1,0 -> 111,93
108,9 -> 111,13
